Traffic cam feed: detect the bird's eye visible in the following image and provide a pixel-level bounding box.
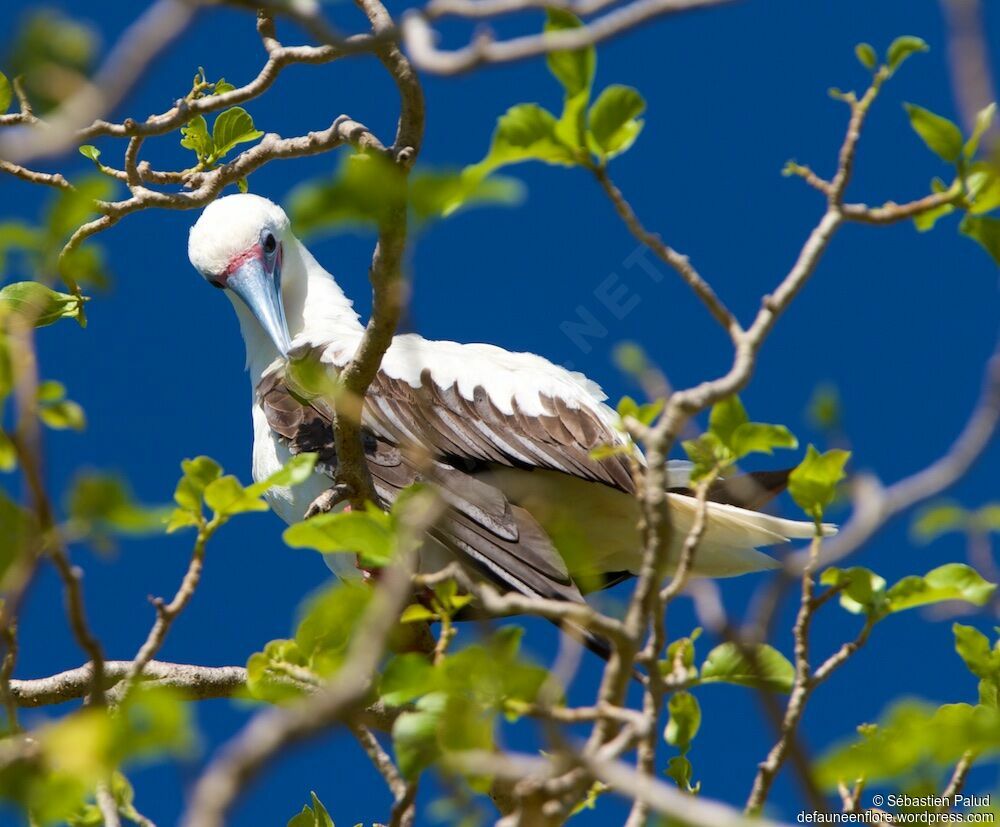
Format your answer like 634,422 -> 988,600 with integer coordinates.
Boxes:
263,232 -> 277,255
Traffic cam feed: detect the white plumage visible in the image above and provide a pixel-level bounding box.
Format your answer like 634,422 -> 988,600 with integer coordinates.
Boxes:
189,194 -> 832,593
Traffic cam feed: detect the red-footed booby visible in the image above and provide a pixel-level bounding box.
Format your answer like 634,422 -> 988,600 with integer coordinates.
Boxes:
188,194 -> 831,605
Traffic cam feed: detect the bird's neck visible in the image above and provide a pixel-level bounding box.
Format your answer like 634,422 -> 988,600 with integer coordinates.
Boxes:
232,236 -> 364,383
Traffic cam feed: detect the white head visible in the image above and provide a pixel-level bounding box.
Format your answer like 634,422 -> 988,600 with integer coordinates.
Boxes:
189,194 -> 362,375
189,194 -> 296,357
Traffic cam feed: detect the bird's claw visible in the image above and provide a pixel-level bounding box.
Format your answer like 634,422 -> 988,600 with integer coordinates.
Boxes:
305,483 -> 353,519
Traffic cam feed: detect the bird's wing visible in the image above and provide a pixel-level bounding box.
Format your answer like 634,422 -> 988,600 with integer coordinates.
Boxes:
256,369 -> 586,605
296,333 -> 638,494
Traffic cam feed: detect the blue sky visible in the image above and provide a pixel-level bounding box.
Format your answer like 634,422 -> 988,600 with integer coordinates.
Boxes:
3,0 -> 1000,824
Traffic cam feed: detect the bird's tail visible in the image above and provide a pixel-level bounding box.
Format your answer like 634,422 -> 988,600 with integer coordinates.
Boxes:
665,464 -> 836,577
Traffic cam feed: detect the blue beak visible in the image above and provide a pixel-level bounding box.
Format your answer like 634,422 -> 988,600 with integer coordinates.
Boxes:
227,250 -> 291,357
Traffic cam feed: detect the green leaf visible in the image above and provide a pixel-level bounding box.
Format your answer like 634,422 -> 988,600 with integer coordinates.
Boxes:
886,36 -> 929,73
288,152 -> 524,235
0,281 -> 87,327
544,9 -> 595,151
39,399 -> 86,431
954,624 -> 996,681
954,624 -> 1000,707
409,169 -> 524,220
708,395 -> 748,446
467,103 -> 577,180
170,455 -> 223,523
544,10 -> 595,98
246,638 -> 310,703
6,9 -> 97,114
0,430 -> 16,473
212,107 -> 264,160
684,396 -> 797,481
974,503 -> 1000,533
730,422 -> 798,457
885,563 -> 996,613
113,685 -> 194,760
392,692 -> 447,779
699,642 -> 795,693
287,152 -> 406,235
213,78 -> 236,96
806,383 -> 842,431
37,380 -> 65,403
854,42 -> 877,71
965,162 -> 1000,215
960,213 -> 1000,266
180,115 -> 213,163
40,686 -> 193,788
78,145 -> 100,163
431,577 -> 473,615
295,582 -> 372,676
665,755 -> 700,794
287,792 -> 335,827
664,691 -> 701,751
283,506 -> 396,568
588,84 -> 646,159
613,342 -> 649,378
0,72 -> 10,114
616,395 -> 663,427
48,175 -> 115,242
904,103 -> 964,163
911,501 -> 968,542
204,475 -> 268,517
66,473 -> 168,541
246,453 -> 317,496
661,628 -> 701,681
571,781 -> 608,814
820,567 -> 888,615
913,199 -> 956,231
400,603 -> 438,624
816,700 -> 1000,789
788,445 -> 850,521
381,653 -> 437,706
0,492 -> 35,580
965,102 -> 997,159
680,432 -> 723,482
439,627 -> 550,713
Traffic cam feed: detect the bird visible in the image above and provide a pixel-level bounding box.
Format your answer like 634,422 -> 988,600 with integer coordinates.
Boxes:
188,193 -> 832,614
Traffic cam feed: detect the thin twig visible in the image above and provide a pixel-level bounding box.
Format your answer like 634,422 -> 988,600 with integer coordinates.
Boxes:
96,781 -> 122,827
942,751 -> 976,802
745,533 -> 824,813
0,623 -> 20,733
591,165 -> 740,339
401,0 -> 737,74
121,519 -> 218,697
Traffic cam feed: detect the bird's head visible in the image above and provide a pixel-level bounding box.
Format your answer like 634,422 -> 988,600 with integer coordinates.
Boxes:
189,194 -> 293,356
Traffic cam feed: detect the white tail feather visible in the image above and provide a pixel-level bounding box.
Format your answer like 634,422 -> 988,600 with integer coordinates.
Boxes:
664,493 -> 837,577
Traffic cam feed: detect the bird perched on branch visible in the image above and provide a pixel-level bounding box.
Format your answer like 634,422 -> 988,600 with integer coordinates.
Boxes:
188,194 -> 831,609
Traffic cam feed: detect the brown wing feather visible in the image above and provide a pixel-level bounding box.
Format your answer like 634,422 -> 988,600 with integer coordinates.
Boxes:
257,371 -> 585,605
357,357 -> 636,494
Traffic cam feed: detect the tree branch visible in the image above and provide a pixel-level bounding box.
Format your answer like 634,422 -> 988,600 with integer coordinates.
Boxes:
121,519 -> 217,697
0,0 -> 203,163
591,165 -> 740,339
329,0 -> 426,505
401,0 -> 737,74
8,661 -> 248,707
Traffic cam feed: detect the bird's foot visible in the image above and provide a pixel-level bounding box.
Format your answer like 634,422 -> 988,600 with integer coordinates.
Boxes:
304,483 -> 354,519
355,556 -> 386,584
